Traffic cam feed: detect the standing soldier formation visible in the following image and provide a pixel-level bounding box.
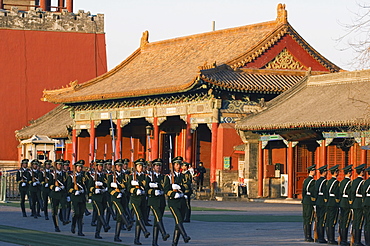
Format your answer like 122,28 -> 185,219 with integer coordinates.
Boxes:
301,164 -> 370,246
16,156 -> 192,245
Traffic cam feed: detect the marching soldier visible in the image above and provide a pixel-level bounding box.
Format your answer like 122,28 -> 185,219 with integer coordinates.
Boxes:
60,160 -> 72,224
363,166 -> 370,245
128,158 -> 151,245
16,159 -> 30,217
108,159 -> 133,242
49,159 -> 68,232
338,165 -> 353,246
362,166 -> 370,245
122,158 -> 134,225
164,156 -> 191,246
350,164 -> 366,246
67,160 -> 88,236
105,159 -> 116,226
40,159 -> 52,220
147,158 -> 170,246
181,162 -> 193,223
301,164 -> 316,242
325,165 -> 340,245
89,159 -> 111,239
315,165 -> 328,243
26,159 -> 43,219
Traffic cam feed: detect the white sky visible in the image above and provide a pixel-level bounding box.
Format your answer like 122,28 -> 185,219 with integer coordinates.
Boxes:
74,0 -> 362,71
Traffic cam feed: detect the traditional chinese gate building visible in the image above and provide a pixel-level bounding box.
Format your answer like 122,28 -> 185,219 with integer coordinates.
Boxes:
25,4 -> 339,193
236,70 -> 370,198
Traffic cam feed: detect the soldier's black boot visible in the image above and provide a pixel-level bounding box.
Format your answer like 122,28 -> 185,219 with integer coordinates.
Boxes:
44,209 -> 49,220
304,224 -> 314,242
317,226 -> 327,243
95,220 -> 103,239
98,215 -> 111,232
114,221 -> 122,242
138,219 -> 150,238
354,229 -> 365,246
134,224 -> 142,245
71,215 -> 77,234
158,220 -> 170,241
152,225 -> 159,246
340,227 -> 349,246
66,208 -> 71,223
172,228 -> 180,246
84,208 -> 91,216
327,226 -> 338,245
77,216 -> 85,236
52,215 -> 61,232
91,209 -> 97,226
62,209 -> 70,225
364,230 -> 370,246
177,222 -> 191,243
21,203 -> 27,217
120,214 -> 133,231
37,200 -> 42,216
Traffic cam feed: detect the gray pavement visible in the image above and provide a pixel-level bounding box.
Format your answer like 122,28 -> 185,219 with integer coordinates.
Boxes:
0,200 -> 308,246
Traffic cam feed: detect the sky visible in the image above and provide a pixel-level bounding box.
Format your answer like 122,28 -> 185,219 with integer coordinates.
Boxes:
72,0 -> 364,71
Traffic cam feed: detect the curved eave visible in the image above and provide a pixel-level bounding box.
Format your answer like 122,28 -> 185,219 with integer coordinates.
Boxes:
46,77 -> 201,104
236,119 -> 370,132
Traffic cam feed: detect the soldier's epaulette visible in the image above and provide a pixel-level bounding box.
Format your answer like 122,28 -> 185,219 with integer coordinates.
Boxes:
311,198 -> 316,201
110,190 -> 116,196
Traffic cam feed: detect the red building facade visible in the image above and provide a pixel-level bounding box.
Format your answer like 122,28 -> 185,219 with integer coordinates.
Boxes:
1,1 -> 107,165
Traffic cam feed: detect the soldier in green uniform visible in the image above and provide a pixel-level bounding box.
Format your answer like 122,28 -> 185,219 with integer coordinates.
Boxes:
26,159 -> 42,219
67,160 -> 88,236
147,158 -> 170,246
16,159 -> 30,217
362,166 -> 370,245
40,159 -> 52,220
128,158 -> 151,245
315,165 -> 328,243
350,164 -> 366,246
61,160 -> 72,224
89,159 -> 111,239
122,158 -> 134,227
105,159 -> 117,226
301,164 -> 316,242
49,159 -> 68,232
325,165 -> 340,244
181,162 -> 193,223
338,165 -> 353,246
164,156 -> 191,246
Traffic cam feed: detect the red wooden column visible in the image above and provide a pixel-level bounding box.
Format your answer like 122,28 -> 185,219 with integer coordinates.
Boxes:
39,0 -> 47,10
116,119 -> 122,160
0,0 -> 3,10
185,115 -> 192,163
58,0 -> 64,12
210,123 -> 218,187
321,139 -> 327,166
72,129 -> 77,164
258,141 -> 264,197
66,0 -> 73,12
89,120 -> 95,163
361,137 -> 367,164
287,142 -> 294,199
152,117 -> 159,159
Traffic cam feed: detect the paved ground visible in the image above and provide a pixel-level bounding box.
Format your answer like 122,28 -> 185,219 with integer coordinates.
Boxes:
0,200 -> 308,246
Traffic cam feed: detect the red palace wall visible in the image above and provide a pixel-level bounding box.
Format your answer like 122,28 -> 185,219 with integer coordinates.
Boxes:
1,29 -> 107,161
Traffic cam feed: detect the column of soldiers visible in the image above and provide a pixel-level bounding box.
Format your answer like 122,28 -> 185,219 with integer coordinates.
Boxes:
17,156 -> 192,245
302,163 -> 370,246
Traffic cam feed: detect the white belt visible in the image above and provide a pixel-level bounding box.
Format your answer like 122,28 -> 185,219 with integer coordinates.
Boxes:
329,194 -> 335,197
356,194 -> 363,197
319,192 -> 323,196
306,192 -> 311,195
342,194 -> 348,198
367,194 -> 370,197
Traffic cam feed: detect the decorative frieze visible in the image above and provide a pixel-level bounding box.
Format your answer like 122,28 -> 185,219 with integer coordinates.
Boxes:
157,105 -> 186,116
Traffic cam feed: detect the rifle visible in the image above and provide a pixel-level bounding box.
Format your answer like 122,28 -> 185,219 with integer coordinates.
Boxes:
73,166 -> 78,191
350,209 -> 354,246
32,169 -> 35,183
112,164 -> 121,193
132,163 -> 139,189
109,113 -> 116,163
54,169 -> 59,187
313,208 -> 318,242
171,164 -> 180,193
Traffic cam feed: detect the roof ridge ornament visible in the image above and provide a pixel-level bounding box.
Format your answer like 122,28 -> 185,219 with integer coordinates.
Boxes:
276,3 -> 288,24
141,30 -> 149,47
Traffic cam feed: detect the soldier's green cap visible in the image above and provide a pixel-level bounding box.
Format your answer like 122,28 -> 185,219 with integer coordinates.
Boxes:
122,158 -> 130,164
63,160 -> 70,166
134,158 -> 145,166
44,160 -> 52,165
182,162 -> 190,167
172,156 -> 183,164
364,166 -> 370,172
95,159 -> 104,166
105,159 -> 112,164
342,165 -> 353,171
355,164 -> 366,171
329,165 -> 339,172
152,158 -> 163,166
318,165 -> 327,172
55,159 -> 64,164
306,164 -> 316,171
74,160 -> 85,166
21,159 -> 29,164
114,159 -> 124,166
31,159 -> 40,165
